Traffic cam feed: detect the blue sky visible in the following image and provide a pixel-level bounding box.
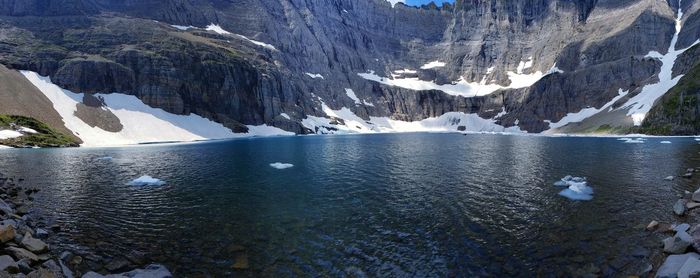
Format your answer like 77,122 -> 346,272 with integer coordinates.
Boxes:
404,0 -> 454,6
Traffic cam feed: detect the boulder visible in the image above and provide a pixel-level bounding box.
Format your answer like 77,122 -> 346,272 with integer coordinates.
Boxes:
676,223 -> 692,232
664,231 -> 693,254
34,229 -> 48,239
675,199 -> 688,216
657,252 -> 700,278
0,225 -> 15,243
0,255 -> 18,274
688,202 -> 700,210
5,247 -> 38,264
679,257 -> 700,278
693,189 -> 700,203
21,233 -> 48,253
26,268 -> 54,278
17,259 -> 32,274
104,258 -> 130,272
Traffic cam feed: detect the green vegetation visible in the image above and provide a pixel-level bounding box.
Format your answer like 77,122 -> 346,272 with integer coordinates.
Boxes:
639,61 -> 700,135
0,115 -> 79,148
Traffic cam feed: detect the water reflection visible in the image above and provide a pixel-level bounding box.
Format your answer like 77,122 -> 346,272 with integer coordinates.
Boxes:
0,134 -> 698,276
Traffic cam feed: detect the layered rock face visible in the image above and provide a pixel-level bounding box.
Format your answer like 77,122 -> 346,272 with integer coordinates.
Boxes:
0,0 -> 697,134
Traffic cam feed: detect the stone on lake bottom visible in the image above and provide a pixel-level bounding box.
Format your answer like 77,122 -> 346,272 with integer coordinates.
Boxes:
232,253 -> 249,270
666,176 -> 675,181
688,202 -> 700,210
648,221 -> 660,231
675,199 -> 688,216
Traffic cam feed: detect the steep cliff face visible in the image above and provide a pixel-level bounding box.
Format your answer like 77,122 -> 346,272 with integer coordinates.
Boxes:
0,0 -> 697,137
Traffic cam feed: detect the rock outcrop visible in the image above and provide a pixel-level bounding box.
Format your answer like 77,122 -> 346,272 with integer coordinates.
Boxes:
0,0 -> 697,135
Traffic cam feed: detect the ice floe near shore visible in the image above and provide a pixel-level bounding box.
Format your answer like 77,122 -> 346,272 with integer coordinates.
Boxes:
554,176 -> 594,201
270,162 -> 294,169
127,176 -> 166,186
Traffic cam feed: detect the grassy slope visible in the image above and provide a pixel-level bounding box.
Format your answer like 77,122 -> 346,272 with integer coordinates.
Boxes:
639,62 -> 700,135
0,115 -> 79,147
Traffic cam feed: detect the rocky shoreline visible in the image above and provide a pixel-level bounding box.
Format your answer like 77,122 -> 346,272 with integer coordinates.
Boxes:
645,166 -> 700,277
0,173 -> 172,278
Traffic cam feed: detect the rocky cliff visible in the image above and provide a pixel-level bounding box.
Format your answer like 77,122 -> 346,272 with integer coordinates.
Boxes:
0,0 -> 698,136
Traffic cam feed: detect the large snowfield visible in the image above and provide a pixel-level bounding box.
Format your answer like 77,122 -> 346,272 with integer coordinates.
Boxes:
20,71 -> 292,147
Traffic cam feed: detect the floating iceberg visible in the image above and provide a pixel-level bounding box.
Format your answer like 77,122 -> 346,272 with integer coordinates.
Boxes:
619,138 -> 645,144
270,162 -> 294,169
127,176 -> 166,186
554,176 -> 594,201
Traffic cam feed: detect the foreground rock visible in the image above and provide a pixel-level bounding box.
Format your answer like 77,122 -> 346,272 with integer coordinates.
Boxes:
663,231 -> 693,254
657,252 -> 700,278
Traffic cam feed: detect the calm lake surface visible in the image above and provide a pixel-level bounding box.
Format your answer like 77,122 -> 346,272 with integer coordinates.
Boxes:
1,133 -> 699,277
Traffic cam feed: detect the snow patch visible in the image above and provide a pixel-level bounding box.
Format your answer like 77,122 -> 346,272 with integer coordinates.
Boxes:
345,88 -> 361,105
305,73 -> 324,79
205,24 -> 231,35
21,71 -> 293,147
127,176 -> 166,186
280,113 -> 291,120
170,25 -> 196,31
546,89 -> 629,129
270,162 -> 294,169
359,66 -> 550,97
619,1 -> 700,125
0,130 -> 23,140
420,61 -> 446,70
516,57 -> 534,74
18,127 -> 38,134
301,101 -> 522,135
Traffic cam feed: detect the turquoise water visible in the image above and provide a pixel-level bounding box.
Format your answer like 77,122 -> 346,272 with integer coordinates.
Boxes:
0,133 -> 698,276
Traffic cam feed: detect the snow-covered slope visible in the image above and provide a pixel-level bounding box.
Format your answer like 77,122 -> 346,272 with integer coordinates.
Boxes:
21,71 -> 292,147
301,101 -> 522,135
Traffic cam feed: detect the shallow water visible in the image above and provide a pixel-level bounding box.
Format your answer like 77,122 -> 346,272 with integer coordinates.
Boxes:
1,133 -> 699,277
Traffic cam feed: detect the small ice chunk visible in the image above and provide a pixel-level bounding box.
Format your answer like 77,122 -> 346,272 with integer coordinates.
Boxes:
553,180 -> 569,187
621,138 -> 645,143
270,162 -> 294,169
127,176 -> 166,186
661,141 -> 672,144
559,189 -> 594,201
96,156 -> 113,161
555,175 -> 594,201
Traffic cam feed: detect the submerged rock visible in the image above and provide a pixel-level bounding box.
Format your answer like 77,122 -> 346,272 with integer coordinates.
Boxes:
82,264 -> 172,278
666,176 -> 675,181
648,221 -> 660,231
675,199 -> 688,216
